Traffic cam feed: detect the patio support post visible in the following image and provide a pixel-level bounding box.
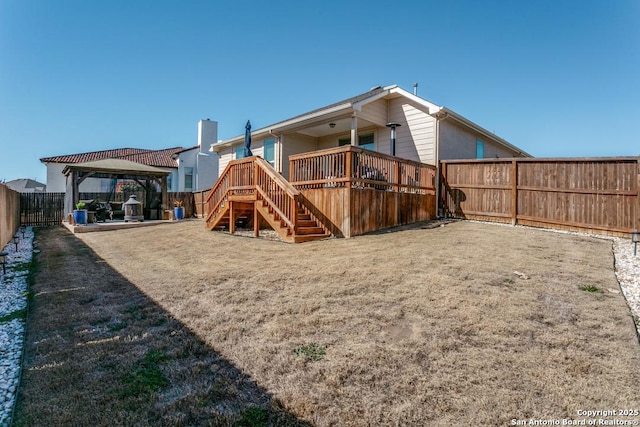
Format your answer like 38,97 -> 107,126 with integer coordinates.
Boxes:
229,201 -> 235,235
72,171 -> 79,214
254,203 -> 260,237
161,175 -> 167,211
291,196 -> 297,234
350,116 -> 358,146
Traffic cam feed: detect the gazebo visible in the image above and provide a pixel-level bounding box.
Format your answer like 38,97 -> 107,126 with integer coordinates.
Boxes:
62,159 -> 170,218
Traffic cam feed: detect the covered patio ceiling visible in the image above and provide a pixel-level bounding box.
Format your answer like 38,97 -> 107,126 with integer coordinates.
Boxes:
293,116 -> 378,138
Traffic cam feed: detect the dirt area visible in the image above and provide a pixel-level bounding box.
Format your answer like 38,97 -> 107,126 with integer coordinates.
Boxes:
15,220 -> 640,426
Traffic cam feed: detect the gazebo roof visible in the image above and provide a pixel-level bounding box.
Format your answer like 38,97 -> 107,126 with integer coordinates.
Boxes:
62,159 -> 171,177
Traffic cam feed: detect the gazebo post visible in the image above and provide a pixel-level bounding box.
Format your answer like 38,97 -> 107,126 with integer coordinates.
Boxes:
161,175 -> 168,213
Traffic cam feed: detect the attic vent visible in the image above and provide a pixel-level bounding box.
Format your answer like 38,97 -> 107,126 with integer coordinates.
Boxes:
370,85 -> 382,91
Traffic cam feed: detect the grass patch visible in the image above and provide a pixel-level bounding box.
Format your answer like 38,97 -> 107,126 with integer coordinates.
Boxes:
108,321 -> 127,332
118,350 -> 169,398
10,261 -> 32,273
580,285 -> 603,293
294,343 -> 326,361
0,308 -> 27,323
234,407 -> 270,427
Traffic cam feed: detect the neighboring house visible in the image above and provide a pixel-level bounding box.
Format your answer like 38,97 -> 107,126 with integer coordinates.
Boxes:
40,119 -> 219,193
209,84 -> 531,178
172,119 -> 219,192
5,178 -> 46,193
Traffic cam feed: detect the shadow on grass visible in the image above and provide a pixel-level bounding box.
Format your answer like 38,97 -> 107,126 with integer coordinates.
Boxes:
14,227 -> 311,427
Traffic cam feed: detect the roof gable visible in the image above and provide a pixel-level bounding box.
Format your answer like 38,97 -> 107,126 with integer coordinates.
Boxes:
213,85 -> 400,147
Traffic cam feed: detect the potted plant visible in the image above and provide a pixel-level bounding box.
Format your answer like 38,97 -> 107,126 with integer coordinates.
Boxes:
73,201 -> 87,225
173,200 -> 185,220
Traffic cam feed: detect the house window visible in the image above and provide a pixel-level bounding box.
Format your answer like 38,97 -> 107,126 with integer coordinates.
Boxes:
338,133 -> 375,150
167,173 -> 173,191
235,146 -> 244,159
263,138 -> 275,166
358,133 -> 374,151
476,140 -> 484,159
184,167 -> 193,191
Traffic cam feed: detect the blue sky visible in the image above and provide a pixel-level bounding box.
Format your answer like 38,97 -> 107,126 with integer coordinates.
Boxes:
1,0 -> 638,183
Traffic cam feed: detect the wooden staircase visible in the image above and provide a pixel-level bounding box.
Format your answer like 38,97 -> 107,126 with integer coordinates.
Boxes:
205,157 -> 330,243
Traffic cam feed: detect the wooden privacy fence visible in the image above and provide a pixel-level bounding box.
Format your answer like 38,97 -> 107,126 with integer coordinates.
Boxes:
0,184 -> 20,248
441,157 -> 640,236
19,191 -> 197,226
20,192 -> 65,226
193,190 -> 210,218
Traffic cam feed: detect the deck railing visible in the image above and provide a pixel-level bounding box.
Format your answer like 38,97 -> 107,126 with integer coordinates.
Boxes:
289,146 -> 436,194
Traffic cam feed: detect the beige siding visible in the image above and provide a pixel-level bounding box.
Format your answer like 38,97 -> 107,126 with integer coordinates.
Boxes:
388,98 -> 436,165
439,120 -> 517,160
360,99 -> 387,125
218,147 -> 233,177
281,133 -> 318,178
318,133 -> 343,150
318,125 -> 382,151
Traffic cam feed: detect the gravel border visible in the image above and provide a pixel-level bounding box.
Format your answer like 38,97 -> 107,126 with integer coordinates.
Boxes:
0,227 -> 32,427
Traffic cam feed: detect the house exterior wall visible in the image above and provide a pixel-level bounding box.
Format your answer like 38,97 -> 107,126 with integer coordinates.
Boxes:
216,137 -> 273,178
317,125 -> 380,151
178,149 -> 197,191
46,163 -> 110,192
218,147 -> 233,176
388,98 -> 436,165
318,133 -> 340,150
45,163 -> 66,192
280,133 -> 318,178
438,120 -> 518,160
195,152 -> 218,191
360,99 -> 388,125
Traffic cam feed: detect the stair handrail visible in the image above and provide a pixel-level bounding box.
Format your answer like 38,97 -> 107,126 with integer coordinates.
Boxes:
205,157 -> 256,224
253,157 -> 300,233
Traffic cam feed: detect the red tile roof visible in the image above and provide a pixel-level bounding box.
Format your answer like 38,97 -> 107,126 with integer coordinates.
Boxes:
40,147 -> 184,168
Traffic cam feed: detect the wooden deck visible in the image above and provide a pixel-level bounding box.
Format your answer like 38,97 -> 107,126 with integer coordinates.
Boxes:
204,147 -> 437,241
290,146 -> 437,238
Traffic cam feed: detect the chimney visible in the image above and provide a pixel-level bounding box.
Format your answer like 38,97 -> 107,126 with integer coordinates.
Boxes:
198,119 -> 218,154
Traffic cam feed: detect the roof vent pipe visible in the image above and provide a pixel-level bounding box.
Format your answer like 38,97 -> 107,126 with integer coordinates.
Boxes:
413,82 -> 418,96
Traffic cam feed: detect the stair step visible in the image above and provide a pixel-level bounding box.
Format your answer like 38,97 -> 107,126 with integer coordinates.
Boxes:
293,233 -> 330,243
296,226 -> 325,235
297,219 -> 317,227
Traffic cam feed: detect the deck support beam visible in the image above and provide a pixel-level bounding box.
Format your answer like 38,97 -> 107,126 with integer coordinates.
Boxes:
229,201 -> 235,234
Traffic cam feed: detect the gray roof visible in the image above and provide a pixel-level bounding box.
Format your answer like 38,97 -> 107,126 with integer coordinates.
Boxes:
5,178 -> 46,193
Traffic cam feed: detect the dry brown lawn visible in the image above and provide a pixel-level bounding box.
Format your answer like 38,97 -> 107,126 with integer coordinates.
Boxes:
15,220 -> 640,426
